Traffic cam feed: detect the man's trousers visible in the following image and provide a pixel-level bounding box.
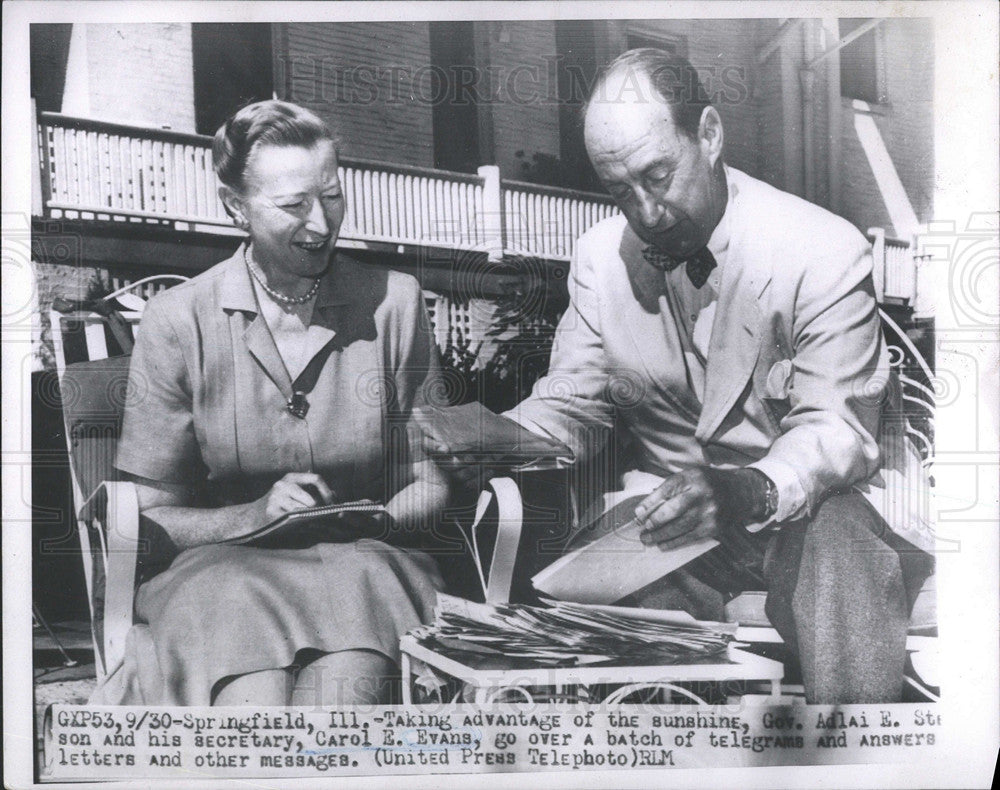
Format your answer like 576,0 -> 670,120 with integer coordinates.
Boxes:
631,491 -> 934,704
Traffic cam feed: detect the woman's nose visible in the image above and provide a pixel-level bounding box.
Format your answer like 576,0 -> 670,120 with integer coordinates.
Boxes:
305,197 -> 330,235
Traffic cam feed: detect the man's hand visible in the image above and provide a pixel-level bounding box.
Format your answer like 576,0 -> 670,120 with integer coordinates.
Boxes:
634,468 -> 724,550
634,466 -> 775,550
420,434 -> 505,491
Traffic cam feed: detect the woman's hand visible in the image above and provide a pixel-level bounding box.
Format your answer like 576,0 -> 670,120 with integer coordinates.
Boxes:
261,472 -> 336,523
130,471 -> 338,550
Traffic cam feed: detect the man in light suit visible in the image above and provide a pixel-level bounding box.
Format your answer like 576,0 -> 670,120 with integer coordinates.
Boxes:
434,49 -> 933,703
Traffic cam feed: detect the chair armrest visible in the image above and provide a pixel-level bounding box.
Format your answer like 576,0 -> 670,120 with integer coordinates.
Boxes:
80,481 -> 140,679
462,477 -> 524,604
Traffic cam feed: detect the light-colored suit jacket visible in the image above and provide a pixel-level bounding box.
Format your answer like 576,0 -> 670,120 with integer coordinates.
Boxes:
510,168 -> 932,552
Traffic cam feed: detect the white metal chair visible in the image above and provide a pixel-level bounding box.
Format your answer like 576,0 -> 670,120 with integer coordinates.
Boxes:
50,275 -> 188,681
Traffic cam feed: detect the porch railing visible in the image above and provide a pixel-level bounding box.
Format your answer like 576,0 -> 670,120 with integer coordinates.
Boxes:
502,179 -> 619,261
868,227 -> 919,304
36,112 -> 921,307
340,159 -> 487,250
38,114 -> 232,227
36,112 -> 615,262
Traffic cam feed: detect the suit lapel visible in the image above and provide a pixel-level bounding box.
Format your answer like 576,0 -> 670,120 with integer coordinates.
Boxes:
696,181 -> 771,442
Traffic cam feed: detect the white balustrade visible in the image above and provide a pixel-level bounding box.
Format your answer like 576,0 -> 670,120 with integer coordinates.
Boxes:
37,113 -> 622,265
868,226 -> 918,305
502,179 -> 619,261
40,116 -> 232,226
883,238 -> 917,303
338,160 -> 486,249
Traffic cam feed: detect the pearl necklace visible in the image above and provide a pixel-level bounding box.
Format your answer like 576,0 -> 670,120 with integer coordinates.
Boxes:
244,247 -> 321,305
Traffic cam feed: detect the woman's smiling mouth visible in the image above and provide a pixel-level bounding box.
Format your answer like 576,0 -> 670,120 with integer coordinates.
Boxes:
294,238 -> 329,252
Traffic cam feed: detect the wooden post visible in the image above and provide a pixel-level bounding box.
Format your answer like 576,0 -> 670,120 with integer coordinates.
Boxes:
478,164 -> 503,262
868,226 -> 886,303
31,98 -> 44,216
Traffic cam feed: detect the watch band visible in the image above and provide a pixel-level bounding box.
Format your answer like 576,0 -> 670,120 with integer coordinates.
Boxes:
757,470 -> 779,520
701,466 -> 778,528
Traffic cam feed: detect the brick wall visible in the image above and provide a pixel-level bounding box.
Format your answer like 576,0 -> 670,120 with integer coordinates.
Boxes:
684,19 -> 762,180
623,20 -> 763,180
280,22 -> 435,167
753,20 -> 789,191
834,18 -> 934,237
63,23 -> 196,131
838,105 -> 894,233
809,28 -> 832,210
480,22 -> 562,179
881,17 -> 935,225
274,20 -> 785,184
31,261 -> 112,371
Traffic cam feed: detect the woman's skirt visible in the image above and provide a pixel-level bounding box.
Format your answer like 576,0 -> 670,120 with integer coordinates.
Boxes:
89,539 -> 444,705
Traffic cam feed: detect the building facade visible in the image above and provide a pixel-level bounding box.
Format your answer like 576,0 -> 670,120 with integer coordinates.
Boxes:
30,17 -> 936,368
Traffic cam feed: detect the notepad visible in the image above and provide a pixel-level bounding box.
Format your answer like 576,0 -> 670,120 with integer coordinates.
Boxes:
222,499 -> 387,548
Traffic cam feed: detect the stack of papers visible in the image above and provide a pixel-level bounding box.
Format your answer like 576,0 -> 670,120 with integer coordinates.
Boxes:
411,593 -> 736,668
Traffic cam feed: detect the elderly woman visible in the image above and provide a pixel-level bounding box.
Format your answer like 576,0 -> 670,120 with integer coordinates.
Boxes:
93,100 -> 449,706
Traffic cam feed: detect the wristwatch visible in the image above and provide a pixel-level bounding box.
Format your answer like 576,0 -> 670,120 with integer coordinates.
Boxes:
704,466 -> 780,528
760,473 -> 779,520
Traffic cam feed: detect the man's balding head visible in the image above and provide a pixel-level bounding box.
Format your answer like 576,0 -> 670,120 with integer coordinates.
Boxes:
582,48 -> 727,259
584,48 -> 714,142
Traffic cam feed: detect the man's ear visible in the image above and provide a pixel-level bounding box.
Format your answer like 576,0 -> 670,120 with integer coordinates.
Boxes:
699,107 -> 724,167
219,185 -> 248,229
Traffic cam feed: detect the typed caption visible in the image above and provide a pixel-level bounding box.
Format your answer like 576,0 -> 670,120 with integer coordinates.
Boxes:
42,703 -> 943,780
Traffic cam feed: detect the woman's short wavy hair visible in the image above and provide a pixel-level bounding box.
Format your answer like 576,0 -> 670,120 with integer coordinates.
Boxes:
212,100 -> 336,192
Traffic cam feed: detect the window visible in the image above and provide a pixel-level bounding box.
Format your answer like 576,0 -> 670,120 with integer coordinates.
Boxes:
838,19 -> 884,104
553,20 -> 602,191
429,21 -> 480,174
625,31 -> 685,57
192,24 -> 274,136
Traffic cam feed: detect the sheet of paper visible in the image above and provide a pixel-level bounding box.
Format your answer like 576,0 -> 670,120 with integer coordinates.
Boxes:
532,521 -> 719,605
533,472 -> 718,605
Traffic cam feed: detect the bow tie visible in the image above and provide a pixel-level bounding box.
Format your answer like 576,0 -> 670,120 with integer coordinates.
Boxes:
642,246 -> 718,289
